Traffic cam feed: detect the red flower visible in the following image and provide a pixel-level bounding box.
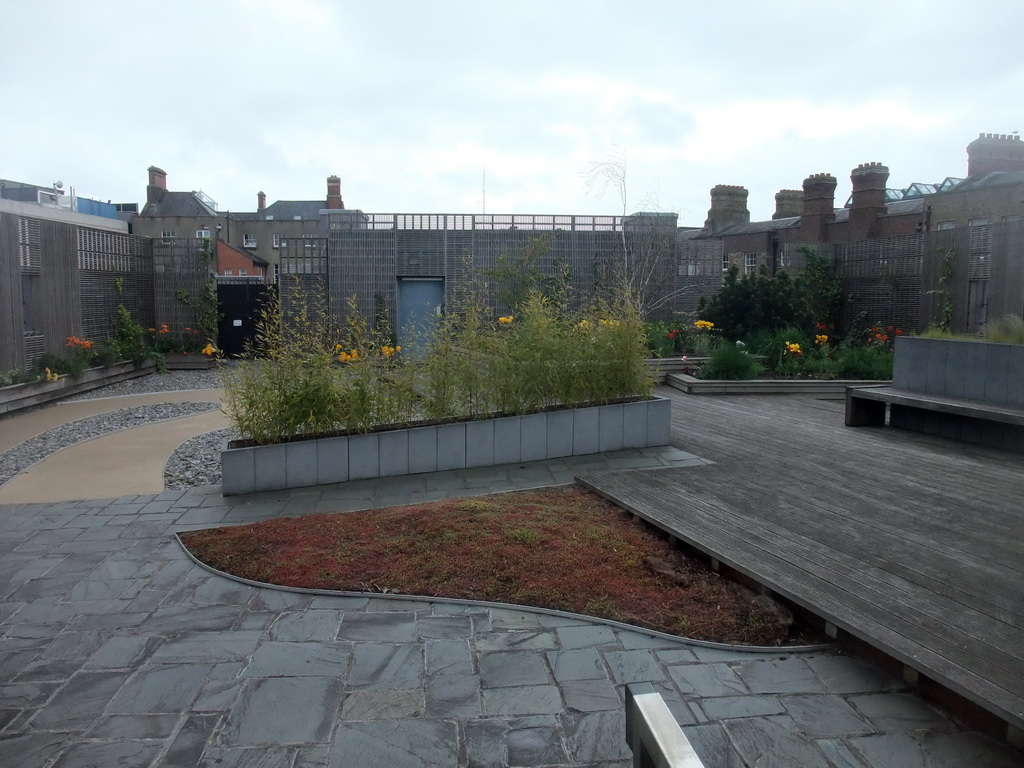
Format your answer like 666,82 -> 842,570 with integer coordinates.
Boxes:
895,329 -> 903,336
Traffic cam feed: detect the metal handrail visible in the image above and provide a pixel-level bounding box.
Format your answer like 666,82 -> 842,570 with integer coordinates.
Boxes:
625,682 -> 706,768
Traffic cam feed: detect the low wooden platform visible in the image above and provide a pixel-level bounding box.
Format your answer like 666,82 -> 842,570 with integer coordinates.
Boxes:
579,388 -> 1024,735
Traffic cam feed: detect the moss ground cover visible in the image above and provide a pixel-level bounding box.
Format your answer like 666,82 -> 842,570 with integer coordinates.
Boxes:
180,485 -> 816,646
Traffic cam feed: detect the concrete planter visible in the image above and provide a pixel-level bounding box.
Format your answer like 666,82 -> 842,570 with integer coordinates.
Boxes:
221,396 -> 672,496
892,336 -> 1024,407
0,361 -> 157,416
162,353 -> 215,370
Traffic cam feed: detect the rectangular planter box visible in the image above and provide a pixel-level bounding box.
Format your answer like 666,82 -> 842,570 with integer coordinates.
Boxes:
221,396 -> 672,496
0,361 -> 157,416
162,353 -> 215,370
894,336 -> 1024,407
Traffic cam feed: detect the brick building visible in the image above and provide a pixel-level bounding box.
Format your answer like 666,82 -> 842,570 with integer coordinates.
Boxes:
131,167 -> 345,282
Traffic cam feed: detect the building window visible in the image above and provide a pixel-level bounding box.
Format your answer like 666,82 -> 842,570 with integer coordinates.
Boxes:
161,230 -> 175,239
1002,215 -> 1021,223
196,229 -> 210,239
239,268 -> 248,276
721,255 -> 730,272
303,233 -> 318,247
224,269 -> 233,276
243,234 -> 257,248
272,234 -> 282,248
969,218 -> 989,227
780,250 -> 790,268
936,221 -> 955,230
744,253 -> 757,274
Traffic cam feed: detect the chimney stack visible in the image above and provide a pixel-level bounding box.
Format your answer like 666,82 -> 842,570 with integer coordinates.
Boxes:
257,191 -> 266,211
800,173 -> 837,242
848,162 -> 889,240
702,185 -> 749,234
326,175 -> 344,210
773,189 -> 802,219
146,166 -> 167,205
966,132 -> 1024,177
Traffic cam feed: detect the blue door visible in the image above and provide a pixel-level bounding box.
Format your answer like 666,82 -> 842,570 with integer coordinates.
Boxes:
397,278 -> 444,355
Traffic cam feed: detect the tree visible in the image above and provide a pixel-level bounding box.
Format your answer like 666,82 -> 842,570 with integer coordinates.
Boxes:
699,266 -> 811,341
582,148 -> 687,319
484,233 -> 562,315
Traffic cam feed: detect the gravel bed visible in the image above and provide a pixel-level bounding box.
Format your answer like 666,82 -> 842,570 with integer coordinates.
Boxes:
164,427 -> 236,490
0,403 -> 221,488
65,369 -> 223,400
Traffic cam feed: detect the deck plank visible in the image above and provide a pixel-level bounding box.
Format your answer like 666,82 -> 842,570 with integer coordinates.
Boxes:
578,388 -> 1024,732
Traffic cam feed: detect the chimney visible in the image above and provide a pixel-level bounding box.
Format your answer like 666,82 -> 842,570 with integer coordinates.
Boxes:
800,173 -> 837,242
257,191 -> 266,211
849,162 -> 890,240
966,132 -> 1024,177
326,175 -> 344,210
773,189 -> 802,219
702,185 -> 749,234
146,165 -> 167,205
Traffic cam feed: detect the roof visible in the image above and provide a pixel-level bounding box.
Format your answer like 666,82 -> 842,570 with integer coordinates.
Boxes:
941,170 -> 1024,193
216,240 -> 269,266
140,191 -> 216,217
261,200 -> 324,221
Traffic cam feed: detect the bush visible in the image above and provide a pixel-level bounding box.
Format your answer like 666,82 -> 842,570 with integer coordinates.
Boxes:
701,343 -> 761,380
699,266 -> 811,342
836,345 -> 893,380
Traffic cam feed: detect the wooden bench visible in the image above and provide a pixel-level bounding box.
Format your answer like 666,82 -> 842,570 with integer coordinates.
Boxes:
846,385 -> 1024,453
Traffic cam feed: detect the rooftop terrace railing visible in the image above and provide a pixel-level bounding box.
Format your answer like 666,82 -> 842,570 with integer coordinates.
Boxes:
625,682 -> 706,768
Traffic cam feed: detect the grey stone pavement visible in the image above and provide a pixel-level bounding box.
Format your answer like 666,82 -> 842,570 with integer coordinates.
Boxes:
1,448 -> 1021,767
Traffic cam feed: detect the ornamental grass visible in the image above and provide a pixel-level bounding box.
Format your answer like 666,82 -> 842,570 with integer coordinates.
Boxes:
223,281 -> 653,445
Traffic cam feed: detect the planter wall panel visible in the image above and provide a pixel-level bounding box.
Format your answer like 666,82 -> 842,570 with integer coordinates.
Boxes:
598,404 -> 624,453
408,427 -> 438,475
465,421 -> 495,469
316,437 -> 349,485
348,434 -> 380,480
962,342 -> 989,402
493,417 -> 522,465
223,397 -> 672,495
923,338 -> 949,396
285,441 -> 319,489
379,431 -> 409,477
983,344 -> 1010,405
647,398 -> 673,446
545,410 -> 574,459
1008,351 -> 1024,408
253,444 -> 287,492
519,414 -> 547,463
221,446 -> 255,496
436,424 -> 467,471
572,407 -> 600,456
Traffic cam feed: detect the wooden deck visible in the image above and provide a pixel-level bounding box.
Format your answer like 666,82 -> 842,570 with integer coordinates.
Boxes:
578,388 -> 1024,734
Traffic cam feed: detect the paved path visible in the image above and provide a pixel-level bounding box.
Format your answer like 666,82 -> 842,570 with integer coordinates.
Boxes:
0,386 -> 1020,766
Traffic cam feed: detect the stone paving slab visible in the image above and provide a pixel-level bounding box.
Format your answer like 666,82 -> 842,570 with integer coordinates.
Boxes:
1,484 -> 1021,767
0,424 -> 1021,765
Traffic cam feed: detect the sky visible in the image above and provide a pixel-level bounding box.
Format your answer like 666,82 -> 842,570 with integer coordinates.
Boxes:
3,1 -> 1022,226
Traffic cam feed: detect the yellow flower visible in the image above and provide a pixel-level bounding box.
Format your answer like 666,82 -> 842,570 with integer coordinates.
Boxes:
395,345 -> 401,352
335,343 -> 343,351
694,320 -> 714,331
338,351 -> 351,362
815,334 -> 829,345
575,319 -> 591,330
381,345 -> 398,358
202,343 -> 217,356
350,348 -> 359,360
599,318 -> 620,328
498,316 -> 513,324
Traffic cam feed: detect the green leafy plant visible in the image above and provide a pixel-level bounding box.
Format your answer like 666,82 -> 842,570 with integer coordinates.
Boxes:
699,266 -> 811,342
926,248 -> 956,333
701,343 -> 761,380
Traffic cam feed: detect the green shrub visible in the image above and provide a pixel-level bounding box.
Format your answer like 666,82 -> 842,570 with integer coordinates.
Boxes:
751,327 -> 810,375
644,321 -> 677,358
701,343 -> 761,380
836,345 -> 893,380
699,266 -> 811,342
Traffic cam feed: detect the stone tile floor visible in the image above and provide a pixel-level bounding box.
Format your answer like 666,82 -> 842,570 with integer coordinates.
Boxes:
0,449 -> 1021,767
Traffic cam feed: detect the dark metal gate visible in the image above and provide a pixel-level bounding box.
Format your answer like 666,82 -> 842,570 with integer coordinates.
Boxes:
217,280 -> 276,357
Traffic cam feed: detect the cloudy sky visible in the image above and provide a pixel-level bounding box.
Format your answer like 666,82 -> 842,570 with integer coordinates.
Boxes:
3,1 -> 1021,225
